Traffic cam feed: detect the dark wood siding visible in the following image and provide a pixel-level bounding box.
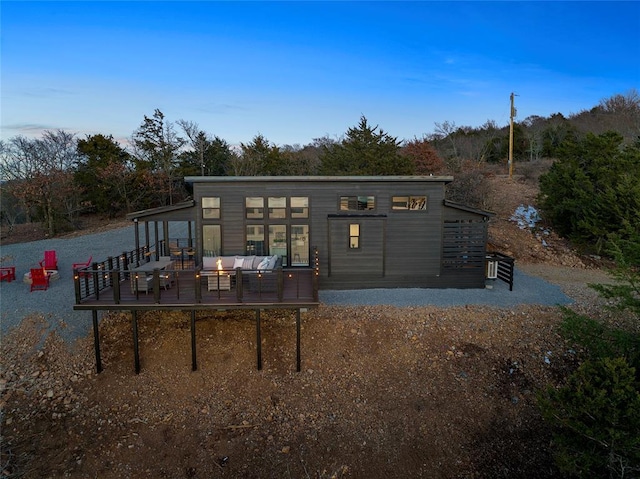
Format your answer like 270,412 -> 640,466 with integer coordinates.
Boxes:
328,216 -> 385,280
188,177 -> 490,289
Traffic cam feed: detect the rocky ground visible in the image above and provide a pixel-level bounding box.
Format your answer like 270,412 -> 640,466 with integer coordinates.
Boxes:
0,172 -> 617,478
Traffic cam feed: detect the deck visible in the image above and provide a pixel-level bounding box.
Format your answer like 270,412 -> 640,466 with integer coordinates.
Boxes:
73,266 -> 318,374
73,268 -> 319,311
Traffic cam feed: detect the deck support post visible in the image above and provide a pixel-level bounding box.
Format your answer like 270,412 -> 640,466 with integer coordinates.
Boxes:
132,310 -> 140,374
256,309 -> 262,370
191,310 -> 197,371
92,310 -> 103,374
296,309 -> 301,372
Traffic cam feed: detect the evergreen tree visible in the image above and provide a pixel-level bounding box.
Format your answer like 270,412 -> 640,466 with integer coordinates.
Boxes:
131,109 -> 185,205
320,116 -> 412,175
538,131 -> 640,252
75,134 -> 132,214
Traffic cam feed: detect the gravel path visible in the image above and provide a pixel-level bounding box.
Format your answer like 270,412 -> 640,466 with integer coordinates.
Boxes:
1,227 -> 573,343
320,267 -> 572,308
1,226 -> 135,342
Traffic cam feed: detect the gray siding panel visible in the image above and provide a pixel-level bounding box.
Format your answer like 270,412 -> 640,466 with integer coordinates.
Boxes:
187,177 -> 489,289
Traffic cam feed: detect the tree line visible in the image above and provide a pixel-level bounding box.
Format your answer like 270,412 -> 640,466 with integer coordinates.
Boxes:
1,90 -> 638,238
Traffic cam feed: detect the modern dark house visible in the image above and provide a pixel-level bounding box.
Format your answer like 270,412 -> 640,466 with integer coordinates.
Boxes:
73,176 -> 504,373
183,175 -> 493,289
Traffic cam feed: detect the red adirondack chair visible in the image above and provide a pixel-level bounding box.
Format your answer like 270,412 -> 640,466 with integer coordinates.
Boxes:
39,250 -> 58,270
30,268 -> 50,292
72,256 -> 92,276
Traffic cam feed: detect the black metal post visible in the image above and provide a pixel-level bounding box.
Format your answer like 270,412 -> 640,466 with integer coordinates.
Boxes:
153,269 -> 161,303
144,221 -> 150,256
195,271 -> 202,303
163,220 -> 169,257
191,311 -> 197,371
296,309 -> 301,372
256,309 -> 262,370
154,221 -> 159,260
74,270 -> 81,303
236,269 -> 243,301
134,219 -> 140,251
132,310 -> 140,374
92,262 -> 100,300
112,271 -> 121,304
92,310 -> 102,373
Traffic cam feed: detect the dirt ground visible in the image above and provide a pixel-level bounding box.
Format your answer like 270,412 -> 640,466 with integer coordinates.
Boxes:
0,171 -> 615,478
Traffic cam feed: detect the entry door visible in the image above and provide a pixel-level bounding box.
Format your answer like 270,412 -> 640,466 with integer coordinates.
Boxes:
328,217 -> 385,278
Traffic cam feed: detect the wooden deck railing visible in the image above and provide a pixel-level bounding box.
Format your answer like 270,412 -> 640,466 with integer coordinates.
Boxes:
74,250 -> 319,307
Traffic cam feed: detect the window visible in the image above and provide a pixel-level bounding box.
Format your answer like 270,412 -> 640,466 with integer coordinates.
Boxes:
203,225 -> 221,256
391,196 -> 427,211
202,197 -> 220,219
246,197 -> 264,219
269,225 -> 287,265
291,197 -> 309,218
291,225 -> 309,265
243,195 -> 311,266
268,197 -> 287,219
340,196 -> 375,211
349,224 -> 360,249
246,225 -> 265,255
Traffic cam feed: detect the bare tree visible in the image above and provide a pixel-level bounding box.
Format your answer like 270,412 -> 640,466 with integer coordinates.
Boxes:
131,109 -> 185,205
177,119 -> 207,175
432,121 -> 463,171
0,130 -> 80,235
598,89 -> 640,142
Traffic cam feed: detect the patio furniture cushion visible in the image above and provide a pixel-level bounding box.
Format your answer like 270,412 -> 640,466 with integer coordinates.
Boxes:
233,256 -> 245,269
242,256 -> 256,269
256,257 -> 270,270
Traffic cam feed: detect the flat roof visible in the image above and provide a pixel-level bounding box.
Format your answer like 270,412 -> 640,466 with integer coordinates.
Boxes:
184,175 -> 454,183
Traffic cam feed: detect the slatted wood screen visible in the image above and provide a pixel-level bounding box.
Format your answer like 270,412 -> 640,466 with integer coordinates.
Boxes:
442,220 -> 486,272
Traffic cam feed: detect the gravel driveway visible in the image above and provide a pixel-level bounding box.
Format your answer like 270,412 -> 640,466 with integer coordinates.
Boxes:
0,226 -> 572,343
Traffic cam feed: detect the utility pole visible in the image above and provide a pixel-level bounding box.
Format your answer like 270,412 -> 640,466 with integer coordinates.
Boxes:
508,92 -> 517,178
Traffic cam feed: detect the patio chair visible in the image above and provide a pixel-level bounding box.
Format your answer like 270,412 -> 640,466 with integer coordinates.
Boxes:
0,266 -> 16,283
30,268 -> 50,292
130,272 -> 153,294
39,250 -> 58,270
72,256 -> 92,276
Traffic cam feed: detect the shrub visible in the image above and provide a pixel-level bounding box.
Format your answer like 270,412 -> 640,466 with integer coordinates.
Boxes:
538,357 -> 640,478
445,170 -> 491,210
539,234 -> 640,477
538,132 -> 640,254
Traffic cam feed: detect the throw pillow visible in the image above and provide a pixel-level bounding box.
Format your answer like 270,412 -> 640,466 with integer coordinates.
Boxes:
257,256 -> 270,270
243,256 -> 256,270
267,255 -> 278,269
233,256 -> 244,270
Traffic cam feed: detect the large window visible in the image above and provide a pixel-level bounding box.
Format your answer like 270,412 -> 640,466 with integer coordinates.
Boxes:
246,225 -> 265,255
244,196 -> 310,267
246,197 -> 264,219
291,225 -> 309,265
340,196 -> 375,211
269,225 -> 287,265
203,225 -> 221,256
391,196 -> 427,211
291,197 -> 309,218
268,197 -> 287,219
202,197 -> 220,219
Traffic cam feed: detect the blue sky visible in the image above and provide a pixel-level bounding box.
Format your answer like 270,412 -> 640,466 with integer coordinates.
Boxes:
2,1 -> 639,147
